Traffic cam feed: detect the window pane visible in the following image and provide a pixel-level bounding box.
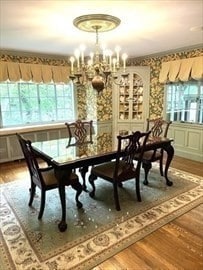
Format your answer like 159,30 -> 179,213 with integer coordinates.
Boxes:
10,112 -> 22,124
1,97 -> 10,110
10,98 -> 20,111
0,81 -> 75,127
57,97 -> 65,109
165,81 -> 203,124
0,85 -> 9,97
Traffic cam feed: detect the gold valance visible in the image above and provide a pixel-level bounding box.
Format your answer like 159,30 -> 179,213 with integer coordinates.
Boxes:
159,56 -> 203,83
0,61 -> 71,83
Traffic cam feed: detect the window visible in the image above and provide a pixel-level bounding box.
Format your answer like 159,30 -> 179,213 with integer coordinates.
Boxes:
0,81 -> 76,127
165,81 -> 203,124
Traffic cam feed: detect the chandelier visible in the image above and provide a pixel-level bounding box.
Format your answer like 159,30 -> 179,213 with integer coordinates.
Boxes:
69,14 -> 129,92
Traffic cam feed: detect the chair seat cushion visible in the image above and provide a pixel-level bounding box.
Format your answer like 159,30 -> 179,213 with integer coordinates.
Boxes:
134,150 -> 162,162
41,169 -> 58,185
91,160 -> 137,182
42,170 -> 78,186
142,150 -> 162,161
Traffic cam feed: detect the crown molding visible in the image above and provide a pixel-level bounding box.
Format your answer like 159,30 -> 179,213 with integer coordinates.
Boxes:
131,44 -> 203,60
0,49 -> 69,61
1,44 -> 202,61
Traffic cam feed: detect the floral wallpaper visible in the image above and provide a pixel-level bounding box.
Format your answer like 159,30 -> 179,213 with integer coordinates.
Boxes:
0,54 -> 68,66
1,47 -> 202,121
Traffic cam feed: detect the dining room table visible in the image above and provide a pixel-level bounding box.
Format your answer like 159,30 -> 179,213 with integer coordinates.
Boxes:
32,132 -> 174,232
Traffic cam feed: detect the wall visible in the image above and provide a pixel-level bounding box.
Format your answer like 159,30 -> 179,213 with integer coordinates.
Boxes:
1,47 -> 203,162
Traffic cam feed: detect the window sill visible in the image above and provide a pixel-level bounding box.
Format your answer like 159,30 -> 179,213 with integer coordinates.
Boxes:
171,121 -> 203,129
0,123 -> 66,136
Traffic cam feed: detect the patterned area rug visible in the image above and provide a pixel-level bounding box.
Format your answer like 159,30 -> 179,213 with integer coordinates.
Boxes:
0,165 -> 203,270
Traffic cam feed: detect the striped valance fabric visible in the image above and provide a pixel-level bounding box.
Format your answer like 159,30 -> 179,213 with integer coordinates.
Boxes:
159,56 -> 203,83
0,61 -> 71,83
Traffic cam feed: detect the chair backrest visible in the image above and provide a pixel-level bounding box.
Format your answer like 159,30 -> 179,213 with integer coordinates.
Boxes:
146,118 -> 172,138
16,133 -> 45,187
115,131 -> 151,181
65,120 -> 93,143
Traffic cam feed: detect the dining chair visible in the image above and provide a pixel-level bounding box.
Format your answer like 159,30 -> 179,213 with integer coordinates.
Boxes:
65,119 -> 93,191
65,119 -> 93,145
141,117 -> 172,185
88,131 -> 151,211
16,133 -> 83,219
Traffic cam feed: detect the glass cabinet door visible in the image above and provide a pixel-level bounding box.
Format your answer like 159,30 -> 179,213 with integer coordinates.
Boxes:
118,72 -> 144,121
118,81 -> 130,120
132,73 -> 143,120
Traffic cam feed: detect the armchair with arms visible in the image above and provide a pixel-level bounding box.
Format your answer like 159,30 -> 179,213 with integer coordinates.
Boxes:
16,133 -> 83,220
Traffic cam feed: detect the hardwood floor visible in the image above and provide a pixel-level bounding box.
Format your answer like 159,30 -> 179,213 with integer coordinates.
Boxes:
0,156 -> 202,269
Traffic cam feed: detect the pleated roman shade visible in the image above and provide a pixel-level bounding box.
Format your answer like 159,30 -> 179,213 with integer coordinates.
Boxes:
0,61 -> 71,83
159,56 -> 203,83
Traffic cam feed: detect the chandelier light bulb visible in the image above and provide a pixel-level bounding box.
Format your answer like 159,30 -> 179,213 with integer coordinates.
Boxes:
112,58 -> 117,72
74,49 -> 80,58
70,56 -> 75,73
90,52 -> 94,65
79,44 -> 86,65
115,46 -> 121,64
101,44 -> 106,61
115,46 -> 121,52
79,44 -> 86,51
122,53 -> 128,73
74,49 -> 80,69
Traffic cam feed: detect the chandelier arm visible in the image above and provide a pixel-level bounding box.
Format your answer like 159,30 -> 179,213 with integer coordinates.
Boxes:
94,26 -> 100,65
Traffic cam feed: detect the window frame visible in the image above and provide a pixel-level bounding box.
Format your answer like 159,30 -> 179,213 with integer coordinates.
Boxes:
164,80 -> 203,125
0,81 -> 78,128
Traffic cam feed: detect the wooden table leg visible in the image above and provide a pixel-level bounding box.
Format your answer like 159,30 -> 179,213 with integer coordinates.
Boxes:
55,168 -> 83,232
162,143 -> 174,186
79,166 -> 89,191
58,184 -> 67,232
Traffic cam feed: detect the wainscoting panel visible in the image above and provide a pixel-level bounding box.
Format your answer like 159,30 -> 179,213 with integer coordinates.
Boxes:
0,136 -> 9,161
173,129 -> 186,147
187,131 -> 201,150
170,123 -> 203,162
0,127 -> 67,163
9,135 -> 22,158
49,130 -> 60,140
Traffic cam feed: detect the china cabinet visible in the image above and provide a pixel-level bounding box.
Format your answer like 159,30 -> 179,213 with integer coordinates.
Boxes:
112,66 -> 150,142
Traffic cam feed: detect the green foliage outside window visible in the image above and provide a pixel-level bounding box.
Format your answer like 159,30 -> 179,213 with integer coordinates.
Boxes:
0,82 -> 75,127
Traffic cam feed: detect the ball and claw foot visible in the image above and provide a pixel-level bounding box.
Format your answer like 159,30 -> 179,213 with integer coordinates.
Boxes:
143,179 -> 148,185
58,221 -> 67,232
77,201 -> 83,209
166,179 -> 173,186
89,191 -> 95,198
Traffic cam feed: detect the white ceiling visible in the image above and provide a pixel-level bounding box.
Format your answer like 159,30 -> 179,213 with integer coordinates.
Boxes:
0,0 -> 203,58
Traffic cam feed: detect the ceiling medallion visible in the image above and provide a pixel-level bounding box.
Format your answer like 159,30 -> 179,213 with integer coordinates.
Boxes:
73,14 -> 121,32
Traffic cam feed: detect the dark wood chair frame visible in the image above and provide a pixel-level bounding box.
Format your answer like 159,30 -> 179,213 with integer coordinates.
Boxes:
142,118 -> 172,185
65,119 -> 93,191
88,131 -> 151,211
65,119 -> 93,145
16,133 -> 83,220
